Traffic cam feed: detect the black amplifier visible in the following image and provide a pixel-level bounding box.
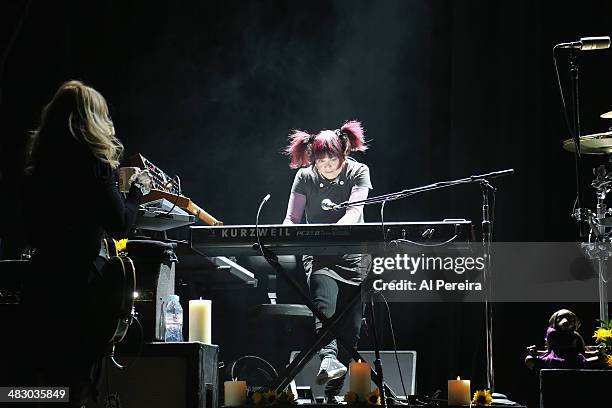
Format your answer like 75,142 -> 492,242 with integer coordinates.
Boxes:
92,342 -> 219,408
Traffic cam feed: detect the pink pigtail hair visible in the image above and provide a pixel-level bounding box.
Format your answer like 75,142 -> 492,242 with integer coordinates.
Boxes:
285,129 -> 312,169
340,120 -> 368,152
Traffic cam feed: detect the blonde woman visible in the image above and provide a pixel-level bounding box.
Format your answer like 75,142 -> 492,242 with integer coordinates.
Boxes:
19,80 -> 150,406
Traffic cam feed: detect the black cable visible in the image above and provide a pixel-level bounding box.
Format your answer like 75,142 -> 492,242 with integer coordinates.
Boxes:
380,192 -> 457,248
370,198 -> 411,404
553,45 -> 576,139
164,175 -> 181,216
110,314 -> 145,370
491,189 -> 496,240
377,292 -> 410,405
380,200 -> 388,251
230,355 -> 279,381
391,234 -> 459,248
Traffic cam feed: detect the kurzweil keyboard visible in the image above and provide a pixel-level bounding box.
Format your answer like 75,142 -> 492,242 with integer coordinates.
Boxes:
190,220 -> 473,256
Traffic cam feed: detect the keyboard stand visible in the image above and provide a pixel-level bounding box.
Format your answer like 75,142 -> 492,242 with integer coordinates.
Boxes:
257,244 -> 397,402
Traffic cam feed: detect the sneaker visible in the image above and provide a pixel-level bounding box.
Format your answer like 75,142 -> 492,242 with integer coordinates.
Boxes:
316,356 -> 347,385
325,395 -> 346,404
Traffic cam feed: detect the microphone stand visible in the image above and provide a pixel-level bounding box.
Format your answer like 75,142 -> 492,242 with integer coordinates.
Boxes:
480,181 -> 495,392
336,169 -> 513,397
568,48 -> 587,239
333,169 -> 513,210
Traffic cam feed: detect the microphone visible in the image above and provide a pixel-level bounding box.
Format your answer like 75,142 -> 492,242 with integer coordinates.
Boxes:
321,198 -> 338,211
255,194 -> 272,257
556,36 -> 610,51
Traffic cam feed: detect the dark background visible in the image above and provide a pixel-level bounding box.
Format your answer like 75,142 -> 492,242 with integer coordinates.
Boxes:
2,1 -> 612,406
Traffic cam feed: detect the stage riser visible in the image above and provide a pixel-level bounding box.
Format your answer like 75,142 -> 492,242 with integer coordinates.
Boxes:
540,369 -> 612,408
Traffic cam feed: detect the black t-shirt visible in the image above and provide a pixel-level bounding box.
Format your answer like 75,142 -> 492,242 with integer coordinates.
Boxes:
290,158 -> 373,284
290,157 -> 372,223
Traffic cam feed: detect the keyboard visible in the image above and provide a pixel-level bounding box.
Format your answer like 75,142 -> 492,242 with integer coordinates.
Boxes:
189,220 -> 473,256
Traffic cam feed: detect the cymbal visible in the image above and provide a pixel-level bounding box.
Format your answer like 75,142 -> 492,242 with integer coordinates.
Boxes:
601,110 -> 612,119
562,132 -> 612,155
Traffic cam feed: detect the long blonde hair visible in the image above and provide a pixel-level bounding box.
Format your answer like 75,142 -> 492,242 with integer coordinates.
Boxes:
27,80 -> 123,171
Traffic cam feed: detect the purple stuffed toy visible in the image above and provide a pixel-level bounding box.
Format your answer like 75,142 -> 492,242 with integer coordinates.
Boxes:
525,309 -> 587,370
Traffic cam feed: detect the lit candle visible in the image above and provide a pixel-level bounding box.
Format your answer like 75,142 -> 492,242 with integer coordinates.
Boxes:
349,360 -> 371,401
224,380 -> 247,406
448,376 -> 470,406
189,299 -> 212,344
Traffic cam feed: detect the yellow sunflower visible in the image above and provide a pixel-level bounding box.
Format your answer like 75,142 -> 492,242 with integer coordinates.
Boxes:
607,354 -> 612,369
114,238 -> 128,254
472,389 -> 493,406
593,328 -> 612,342
263,390 -> 277,405
284,390 -> 297,404
366,388 -> 381,405
344,391 -> 358,404
251,392 -> 263,405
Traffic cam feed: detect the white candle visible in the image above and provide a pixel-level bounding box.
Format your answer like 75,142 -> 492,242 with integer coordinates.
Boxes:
224,380 -> 247,406
448,377 -> 470,406
189,299 -> 212,344
349,360 -> 371,401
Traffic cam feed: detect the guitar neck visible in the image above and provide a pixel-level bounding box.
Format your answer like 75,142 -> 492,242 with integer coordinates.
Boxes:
186,201 -> 223,226
144,190 -> 223,226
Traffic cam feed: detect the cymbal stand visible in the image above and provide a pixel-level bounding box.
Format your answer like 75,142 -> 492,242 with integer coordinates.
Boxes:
584,163 -> 611,323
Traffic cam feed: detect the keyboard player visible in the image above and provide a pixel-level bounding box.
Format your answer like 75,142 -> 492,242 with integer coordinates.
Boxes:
283,120 -> 372,402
